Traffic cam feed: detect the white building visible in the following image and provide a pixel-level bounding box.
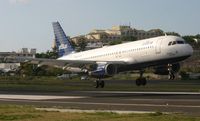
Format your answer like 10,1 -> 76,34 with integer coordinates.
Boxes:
0,48 -> 36,63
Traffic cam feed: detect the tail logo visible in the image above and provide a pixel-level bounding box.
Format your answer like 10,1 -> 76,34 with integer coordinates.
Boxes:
59,44 -> 68,50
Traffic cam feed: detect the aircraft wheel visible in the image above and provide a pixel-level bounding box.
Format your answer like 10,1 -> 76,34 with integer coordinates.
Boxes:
100,81 -> 105,88
136,78 -> 141,86
141,78 -> 147,86
172,74 -> 175,80
136,78 -> 147,86
94,80 -> 100,88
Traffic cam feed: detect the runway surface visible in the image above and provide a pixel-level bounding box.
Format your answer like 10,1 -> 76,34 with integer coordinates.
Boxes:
0,91 -> 200,115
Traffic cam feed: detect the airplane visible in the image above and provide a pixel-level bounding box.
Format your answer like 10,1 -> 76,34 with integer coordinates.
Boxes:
11,22 -> 194,88
53,22 -> 193,88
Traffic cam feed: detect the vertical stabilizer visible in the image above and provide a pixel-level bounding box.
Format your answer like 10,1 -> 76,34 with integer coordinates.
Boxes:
52,22 -> 75,57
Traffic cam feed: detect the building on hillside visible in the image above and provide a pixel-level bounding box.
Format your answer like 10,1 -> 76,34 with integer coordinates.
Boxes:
70,35 -> 86,44
71,25 -> 164,44
18,48 -> 37,58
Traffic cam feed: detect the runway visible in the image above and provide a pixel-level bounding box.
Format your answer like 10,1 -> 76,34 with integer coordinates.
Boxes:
0,91 -> 200,115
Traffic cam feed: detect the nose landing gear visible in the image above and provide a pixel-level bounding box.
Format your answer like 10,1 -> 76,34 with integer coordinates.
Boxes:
168,64 -> 175,80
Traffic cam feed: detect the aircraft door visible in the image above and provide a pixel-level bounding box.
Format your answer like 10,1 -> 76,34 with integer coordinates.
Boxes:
155,39 -> 162,54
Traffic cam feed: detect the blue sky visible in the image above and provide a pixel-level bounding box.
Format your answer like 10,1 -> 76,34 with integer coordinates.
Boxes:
0,0 -> 199,52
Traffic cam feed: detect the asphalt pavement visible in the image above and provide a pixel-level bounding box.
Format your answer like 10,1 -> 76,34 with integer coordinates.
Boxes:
0,91 -> 200,115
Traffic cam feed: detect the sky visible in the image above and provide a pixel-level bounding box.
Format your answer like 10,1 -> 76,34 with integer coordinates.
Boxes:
0,0 -> 199,52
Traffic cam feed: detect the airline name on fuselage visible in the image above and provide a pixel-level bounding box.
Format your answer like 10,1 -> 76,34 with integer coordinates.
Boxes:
142,40 -> 154,46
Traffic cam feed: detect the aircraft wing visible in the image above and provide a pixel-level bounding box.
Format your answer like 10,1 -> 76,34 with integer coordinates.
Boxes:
4,56 -> 126,67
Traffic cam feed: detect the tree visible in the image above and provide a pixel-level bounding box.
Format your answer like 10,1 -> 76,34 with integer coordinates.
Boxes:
19,63 -> 66,76
109,40 -> 122,45
20,63 -> 38,76
166,32 -> 181,37
46,51 -> 58,59
121,36 -> 137,42
182,35 -> 200,49
77,38 -> 87,51
195,34 -> 200,39
70,40 -> 77,48
36,50 -> 58,59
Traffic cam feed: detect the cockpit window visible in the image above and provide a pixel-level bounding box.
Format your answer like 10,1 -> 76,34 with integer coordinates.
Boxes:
168,42 -> 172,46
168,40 -> 185,46
172,41 -> 176,45
177,41 -> 184,44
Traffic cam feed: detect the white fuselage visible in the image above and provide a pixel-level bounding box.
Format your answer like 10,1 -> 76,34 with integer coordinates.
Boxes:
58,36 -> 193,65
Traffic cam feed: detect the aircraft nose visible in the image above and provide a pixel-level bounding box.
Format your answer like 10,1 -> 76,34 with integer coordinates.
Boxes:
187,44 -> 193,56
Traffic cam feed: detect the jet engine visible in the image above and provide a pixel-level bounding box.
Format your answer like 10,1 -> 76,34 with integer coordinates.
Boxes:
89,64 -> 117,78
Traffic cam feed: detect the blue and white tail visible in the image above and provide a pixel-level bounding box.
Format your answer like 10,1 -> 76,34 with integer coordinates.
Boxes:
52,22 -> 75,57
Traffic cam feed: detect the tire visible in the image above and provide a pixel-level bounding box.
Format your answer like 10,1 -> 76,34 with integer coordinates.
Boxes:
136,78 -> 141,86
94,80 -> 100,88
100,81 -> 105,88
141,78 -> 147,86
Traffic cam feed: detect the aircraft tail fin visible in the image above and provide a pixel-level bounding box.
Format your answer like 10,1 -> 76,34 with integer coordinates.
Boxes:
52,22 -> 75,57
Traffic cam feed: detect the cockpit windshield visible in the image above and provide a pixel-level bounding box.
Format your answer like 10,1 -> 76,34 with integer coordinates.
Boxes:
168,40 -> 185,46
177,41 -> 184,44
172,41 -> 177,45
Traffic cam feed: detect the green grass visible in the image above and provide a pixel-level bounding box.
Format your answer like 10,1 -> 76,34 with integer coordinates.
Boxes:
0,105 -> 41,121
0,105 -> 199,121
0,75 -> 200,92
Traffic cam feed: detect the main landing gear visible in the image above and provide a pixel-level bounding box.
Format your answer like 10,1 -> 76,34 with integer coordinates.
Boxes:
135,70 -> 147,86
94,79 -> 105,88
168,64 -> 175,80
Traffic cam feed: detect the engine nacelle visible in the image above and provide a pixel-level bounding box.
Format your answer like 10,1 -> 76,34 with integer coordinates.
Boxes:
89,64 -> 117,78
153,63 -> 180,75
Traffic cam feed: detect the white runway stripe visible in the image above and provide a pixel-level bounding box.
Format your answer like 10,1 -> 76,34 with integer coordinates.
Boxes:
36,108 -> 158,114
0,94 -> 86,100
84,91 -> 200,95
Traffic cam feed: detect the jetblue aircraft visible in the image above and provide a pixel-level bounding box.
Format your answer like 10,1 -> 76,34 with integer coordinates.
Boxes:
50,22 -> 193,88
15,22 -> 193,88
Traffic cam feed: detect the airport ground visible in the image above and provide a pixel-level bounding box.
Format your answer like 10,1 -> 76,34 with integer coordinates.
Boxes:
0,75 -> 199,92
0,104 -> 200,121
0,76 -> 200,120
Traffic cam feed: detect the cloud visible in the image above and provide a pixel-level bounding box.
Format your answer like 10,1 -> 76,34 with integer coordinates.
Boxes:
9,0 -> 31,4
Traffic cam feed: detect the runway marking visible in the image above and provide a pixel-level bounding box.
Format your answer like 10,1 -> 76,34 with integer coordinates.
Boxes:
126,98 -> 200,102
0,98 -> 200,108
0,94 -> 86,100
35,108 -> 161,114
83,91 -> 200,95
